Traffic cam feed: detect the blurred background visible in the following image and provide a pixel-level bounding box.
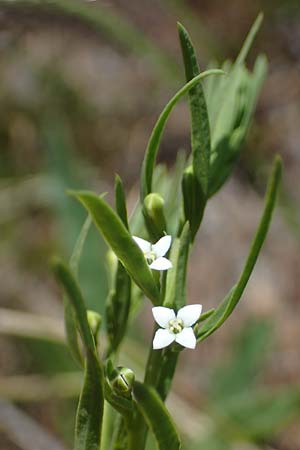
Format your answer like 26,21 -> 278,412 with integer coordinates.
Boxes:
0,1 -> 299,449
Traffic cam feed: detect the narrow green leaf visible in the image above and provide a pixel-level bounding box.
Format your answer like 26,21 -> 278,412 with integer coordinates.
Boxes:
70,215 -> 93,275
198,308 -> 215,322
178,22 -> 211,197
106,262 -> 131,354
105,177 -> 132,353
140,69 -> 224,200
208,14 -> 266,197
64,300 -> 83,366
133,381 -> 181,450
209,56 -> 267,197
53,259 -> 104,450
69,191 -> 160,305
197,156 -> 282,341
52,258 -> 95,352
115,175 -> 129,230
65,215 -> 92,366
75,350 -> 104,450
239,54 -> 268,135
235,12 -> 263,67
164,222 -> 190,309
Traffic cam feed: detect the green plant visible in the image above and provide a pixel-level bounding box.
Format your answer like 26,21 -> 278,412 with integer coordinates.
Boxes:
52,15 -> 282,450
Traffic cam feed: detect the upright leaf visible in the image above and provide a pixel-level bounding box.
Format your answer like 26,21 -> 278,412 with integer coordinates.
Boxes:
115,175 -> 129,230
234,12 -> 264,67
53,258 -> 95,351
70,215 -> 93,275
75,350 -> 104,450
64,301 -> 83,366
178,22 -> 211,198
164,222 -> 190,310
106,263 -> 131,354
140,69 -> 224,200
52,259 -> 104,450
65,215 -> 92,366
208,15 -> 265,196
197,156 -> 282,341
69,191 -> 160,305
105,176 -> 132,354
133,381 -> 181,450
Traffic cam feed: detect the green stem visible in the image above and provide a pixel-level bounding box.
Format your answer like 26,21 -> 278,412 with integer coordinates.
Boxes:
144,344 -> 163,386
111,416 -> 128,450
125,328 -> 164,449
100,401 -> 114,450
157,349 -> 179,400
127,415 -> 148,450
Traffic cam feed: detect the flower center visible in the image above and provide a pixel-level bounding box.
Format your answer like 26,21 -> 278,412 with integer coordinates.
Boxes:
168,318 -> 184,334
145,251 -> 156,265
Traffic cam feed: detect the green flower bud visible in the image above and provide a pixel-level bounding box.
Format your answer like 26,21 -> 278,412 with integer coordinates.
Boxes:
182,165 -> 205,241
87,310 -> 102,344
111,367 -> 135,395
143,193 -> 167,240
106,249 -> 118,273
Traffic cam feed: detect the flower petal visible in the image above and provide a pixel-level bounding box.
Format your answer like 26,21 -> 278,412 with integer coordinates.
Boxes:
177,304 -> 202,327
152,235 -> 172,257
175,327 -> 196,349
153,329 -> 175,350
152,306 -> 175,328
132,236 -> 151,253
149,257 -> 172,271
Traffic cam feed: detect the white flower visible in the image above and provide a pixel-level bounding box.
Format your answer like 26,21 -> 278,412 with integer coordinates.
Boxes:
152,304 -> 202,349
132,235 -> 172,271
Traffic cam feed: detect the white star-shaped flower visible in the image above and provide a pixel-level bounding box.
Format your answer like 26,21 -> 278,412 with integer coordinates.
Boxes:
132,235 -> 172,271
152,304 -> 202,349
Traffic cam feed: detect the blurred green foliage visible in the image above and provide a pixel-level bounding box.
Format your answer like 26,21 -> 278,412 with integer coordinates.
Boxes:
190,320 -> 300,450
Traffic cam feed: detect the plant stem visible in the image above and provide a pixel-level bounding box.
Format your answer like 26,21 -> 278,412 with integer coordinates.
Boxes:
126,415 -> 148,450
125,328 -> 164,450
100,401 -> 114,450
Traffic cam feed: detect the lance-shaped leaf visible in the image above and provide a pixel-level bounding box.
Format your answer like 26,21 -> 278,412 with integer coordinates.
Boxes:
178,22 -> 211,199
52,259 -> 104,450
105,176 -> 132,354
53,258 -> 95,351
69,191 -> 160,305
106,263 -> 131,354
115,174 -> 129,230
75,350 -> 104,450
140,69 -> 224,200
197,156 -> 282,341
234,12 -> 264,67
164,222 -> 190,310
208,15 -> 266,197
133,381 -> 181,450
64,215 -> 92,366
209,57 -> 267,197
